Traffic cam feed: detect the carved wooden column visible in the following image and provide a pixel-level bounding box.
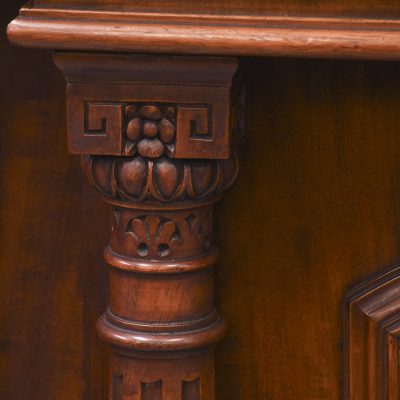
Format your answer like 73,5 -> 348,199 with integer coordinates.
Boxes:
54,52 -> 243,399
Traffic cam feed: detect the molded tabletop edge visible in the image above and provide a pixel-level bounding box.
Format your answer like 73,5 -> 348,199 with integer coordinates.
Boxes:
7,6 -> 400,60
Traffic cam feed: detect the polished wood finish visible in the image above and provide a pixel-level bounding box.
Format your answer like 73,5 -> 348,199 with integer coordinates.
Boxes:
7,6 -> 400,60
54,52 -> 242,399
4,48 -> 400,399
0,2 -> 109,398
345,266 -> 400,399
216,58 -> 400,399
30,0 -> 400,17
5,0 -> 400,398
57,53 -> 237,159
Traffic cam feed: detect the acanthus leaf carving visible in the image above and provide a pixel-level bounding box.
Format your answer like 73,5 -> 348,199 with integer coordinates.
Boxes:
111,207 -> 213,260
125,215 -> 181,258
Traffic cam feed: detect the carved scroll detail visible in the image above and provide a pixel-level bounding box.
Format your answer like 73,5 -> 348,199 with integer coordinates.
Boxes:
85,102 -> 123,137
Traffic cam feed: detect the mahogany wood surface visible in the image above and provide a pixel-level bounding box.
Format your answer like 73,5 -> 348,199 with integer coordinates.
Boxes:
54,51 -> 242,400
1,2 -> 109,398
8,6 -> 400,60
4,0 -> 400,398
32,0 -> 400,18
217,58 -> 400,399
345,266 -> 400,399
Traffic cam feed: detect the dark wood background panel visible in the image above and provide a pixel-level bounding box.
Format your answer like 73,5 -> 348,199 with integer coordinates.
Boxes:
0,1 -> 108,399
80,184 -> 109,400
33,0 -> 400,18
215,58 -> 400,399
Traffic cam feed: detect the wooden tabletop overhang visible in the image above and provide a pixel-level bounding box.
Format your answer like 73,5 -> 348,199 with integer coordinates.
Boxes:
7,5 -> 400,60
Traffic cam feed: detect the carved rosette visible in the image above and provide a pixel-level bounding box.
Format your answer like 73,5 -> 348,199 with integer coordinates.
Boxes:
55,52 -> 242,400
123,103 -> 177,158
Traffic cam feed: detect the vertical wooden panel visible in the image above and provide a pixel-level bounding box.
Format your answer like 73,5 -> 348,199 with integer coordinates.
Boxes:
0,1 -> 109,399
0,2 -> 80,399
215,57 -> 400,399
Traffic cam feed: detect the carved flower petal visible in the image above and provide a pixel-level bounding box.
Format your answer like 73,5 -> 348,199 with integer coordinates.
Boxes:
157,220 -> 177,244
145,215 -> 161,241
191,161 -> 215,196
126,117 -> 142,142
117,156 -> 147,198
137,138 -> 164,158
127,217 -> 148,243
154,158 -> 181,198
139,105 -> 162,120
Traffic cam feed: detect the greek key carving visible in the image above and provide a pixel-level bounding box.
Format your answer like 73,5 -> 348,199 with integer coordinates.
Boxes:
71,100 -> 219,159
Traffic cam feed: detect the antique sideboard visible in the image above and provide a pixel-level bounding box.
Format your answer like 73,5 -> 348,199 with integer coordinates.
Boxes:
3,0 -> 400,399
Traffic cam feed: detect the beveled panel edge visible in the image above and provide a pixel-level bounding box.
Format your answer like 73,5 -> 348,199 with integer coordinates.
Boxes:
344,265 -> 400,399
7,5 -> 400,60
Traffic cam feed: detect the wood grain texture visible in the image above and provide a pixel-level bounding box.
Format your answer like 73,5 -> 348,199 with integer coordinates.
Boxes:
214,57 -> 400,399
32,0 -> 400,18
7,6 -> 400,60
0,1 -> 109,399
345,266 -> 400,400
4,1 -> 400,398
54,53 -> 237,159
55,52 -> 241,399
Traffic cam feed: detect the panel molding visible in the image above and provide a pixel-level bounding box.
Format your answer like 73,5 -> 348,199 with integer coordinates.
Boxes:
7,5 -> 400,60
344,266 -> 400,400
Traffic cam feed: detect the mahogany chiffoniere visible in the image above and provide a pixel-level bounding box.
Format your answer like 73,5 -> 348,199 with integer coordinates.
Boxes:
4,0 -> 400,399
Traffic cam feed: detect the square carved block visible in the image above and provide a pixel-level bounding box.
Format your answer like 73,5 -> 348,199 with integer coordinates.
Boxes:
56,53 -> 238,160
67,83 -> 231,159
67,85 -> 230,160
